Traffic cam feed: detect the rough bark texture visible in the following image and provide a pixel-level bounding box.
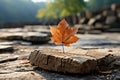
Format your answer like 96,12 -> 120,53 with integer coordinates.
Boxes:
29,48 -> 98,74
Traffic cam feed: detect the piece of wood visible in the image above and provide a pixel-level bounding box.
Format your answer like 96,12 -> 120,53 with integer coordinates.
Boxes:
105,16 -> 117,24
29,48 -> 98,74
111,4 -> 117,11
29,48 -> 120,74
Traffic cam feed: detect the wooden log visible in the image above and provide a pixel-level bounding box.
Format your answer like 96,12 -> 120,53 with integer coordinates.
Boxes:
85,10 -> 92,19
105,16 -> 117,24
117,9 -> 120,21
64,16 -> 73,25
71,14 -> 77,25
80,18 -> 89,24
110,4 -> 120,11
102,10 -> 116,17
88,18 -> 96,26
29,48 -> 98,74
79,11 -> 86,18
107,23 -> 120,32
88,15 -> 104,26
76,13 -> 81,24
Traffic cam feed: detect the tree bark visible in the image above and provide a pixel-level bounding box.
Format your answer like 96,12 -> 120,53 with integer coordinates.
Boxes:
29,48 -> 98,74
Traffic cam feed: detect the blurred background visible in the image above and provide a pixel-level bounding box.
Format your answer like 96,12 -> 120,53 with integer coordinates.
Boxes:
0,0 -> 120,30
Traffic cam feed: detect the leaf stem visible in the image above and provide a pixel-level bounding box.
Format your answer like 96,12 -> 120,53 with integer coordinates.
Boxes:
62,43 -> 65,54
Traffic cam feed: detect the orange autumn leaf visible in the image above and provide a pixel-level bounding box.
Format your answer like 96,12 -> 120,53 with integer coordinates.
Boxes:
50,19 -> 79,47
21,60 -> 29,64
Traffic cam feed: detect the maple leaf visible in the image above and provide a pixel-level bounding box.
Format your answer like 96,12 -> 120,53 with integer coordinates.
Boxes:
50,19 -> 79,53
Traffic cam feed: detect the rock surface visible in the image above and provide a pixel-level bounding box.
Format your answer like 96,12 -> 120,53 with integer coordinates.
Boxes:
23,32 -> 50,44
0,28 -> 51,44
0,45 -> 14,52
0,32 -> 120,80
0,71 -> 46,80
0,32 -> 23,40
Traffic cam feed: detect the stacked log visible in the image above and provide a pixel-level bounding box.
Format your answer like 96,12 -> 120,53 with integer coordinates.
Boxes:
63,4 -> 120,33
82,4 -> 120,32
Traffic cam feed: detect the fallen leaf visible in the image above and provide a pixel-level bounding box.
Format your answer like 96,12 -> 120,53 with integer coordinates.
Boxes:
50,19 -> 79,47
17,55 -> 28,60
21,60 -> 29,64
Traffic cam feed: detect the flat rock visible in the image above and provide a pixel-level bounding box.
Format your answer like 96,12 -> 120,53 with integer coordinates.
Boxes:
29,48 -> 98,74
0,55 -> 17,63
33,29 -> 51,36
77,39 -> 120,46
0,32 -> 50,44
0,45 -> 14,53
0,28 -> 23,32
0,41 -> 17,45
23,32 -> 50,44
0,32 -> 23,40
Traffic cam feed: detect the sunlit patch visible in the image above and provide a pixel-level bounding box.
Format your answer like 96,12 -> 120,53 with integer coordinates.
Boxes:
31,0 -> 46,3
